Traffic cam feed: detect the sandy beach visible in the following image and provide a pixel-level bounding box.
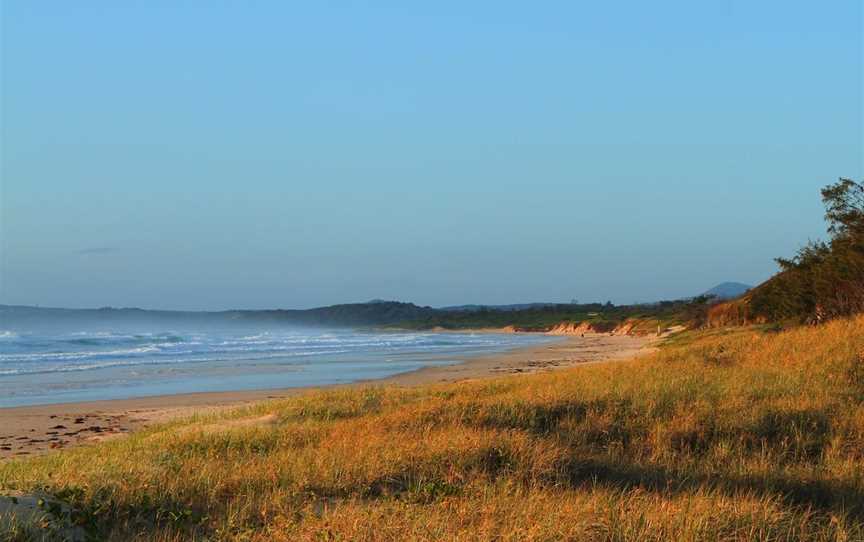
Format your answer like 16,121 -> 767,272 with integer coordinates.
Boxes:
0,333 -> 655,460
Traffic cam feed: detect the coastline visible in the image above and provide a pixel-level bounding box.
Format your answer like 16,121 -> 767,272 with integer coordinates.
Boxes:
0,332 -> 656,460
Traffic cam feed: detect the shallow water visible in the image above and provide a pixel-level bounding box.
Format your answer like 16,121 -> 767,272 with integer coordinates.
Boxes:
0,326 -> 553,407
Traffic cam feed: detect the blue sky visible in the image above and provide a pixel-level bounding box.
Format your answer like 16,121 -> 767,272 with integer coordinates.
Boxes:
1,1 -> 861,310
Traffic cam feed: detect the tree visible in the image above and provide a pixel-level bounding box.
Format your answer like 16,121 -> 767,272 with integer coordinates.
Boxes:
822,178 -> 864,237
751,178 -> 864,323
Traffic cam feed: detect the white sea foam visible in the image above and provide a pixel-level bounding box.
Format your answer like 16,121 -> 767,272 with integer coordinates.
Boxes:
0,326 -> 555,406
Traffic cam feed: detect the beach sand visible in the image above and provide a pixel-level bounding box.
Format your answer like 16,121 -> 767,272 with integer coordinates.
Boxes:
0,333 -> 655,460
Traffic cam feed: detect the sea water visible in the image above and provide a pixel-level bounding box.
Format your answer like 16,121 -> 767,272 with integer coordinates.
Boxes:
0,326 -> 554,407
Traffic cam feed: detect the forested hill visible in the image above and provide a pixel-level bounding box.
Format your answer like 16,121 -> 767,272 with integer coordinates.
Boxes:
0,299 -> 694,332
0,301 -> 440,329
709,178 -> 864,326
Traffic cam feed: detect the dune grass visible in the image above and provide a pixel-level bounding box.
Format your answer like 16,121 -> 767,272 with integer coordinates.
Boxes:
2,317 -> 864,541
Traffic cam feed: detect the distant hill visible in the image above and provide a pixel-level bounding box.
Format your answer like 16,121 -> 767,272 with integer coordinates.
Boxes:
0,291 -> 745,332
701,282 -> 751,300
439,303 -> 563,312
0,301 -> 440,329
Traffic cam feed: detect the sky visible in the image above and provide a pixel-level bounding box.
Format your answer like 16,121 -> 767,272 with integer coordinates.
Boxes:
1,1 -> 862,310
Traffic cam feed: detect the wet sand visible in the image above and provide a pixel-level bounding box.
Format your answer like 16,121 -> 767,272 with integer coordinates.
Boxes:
0,333 -> 656,460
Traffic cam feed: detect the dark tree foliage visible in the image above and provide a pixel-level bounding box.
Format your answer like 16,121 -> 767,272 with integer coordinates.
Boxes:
751,178 -> 864,323
822,178 -> 864,237
681,294 -> 717,328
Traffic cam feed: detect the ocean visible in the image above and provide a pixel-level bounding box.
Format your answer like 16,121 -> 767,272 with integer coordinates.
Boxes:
0,326 -> 554,407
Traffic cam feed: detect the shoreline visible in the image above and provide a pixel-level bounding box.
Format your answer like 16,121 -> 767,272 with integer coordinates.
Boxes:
0,332 -> 657,460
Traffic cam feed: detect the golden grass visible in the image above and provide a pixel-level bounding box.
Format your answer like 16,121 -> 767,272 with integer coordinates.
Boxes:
2,317 -> 864,540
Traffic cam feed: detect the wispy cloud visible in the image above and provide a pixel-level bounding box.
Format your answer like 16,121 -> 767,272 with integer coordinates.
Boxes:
76,246 -> 121,255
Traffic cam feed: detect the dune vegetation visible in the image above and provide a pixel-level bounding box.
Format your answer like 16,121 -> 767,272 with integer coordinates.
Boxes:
393,301 -> 689,333
711,178 -> 864,328
2,315 -> 864,540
